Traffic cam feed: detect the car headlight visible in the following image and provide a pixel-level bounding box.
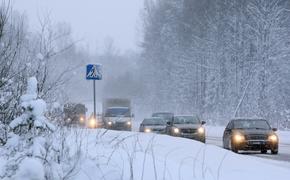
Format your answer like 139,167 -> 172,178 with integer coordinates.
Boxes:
79,117 -> 85,123
173,127 -> 180,134
127,121 -> 131,126
198,127 -> 205,134
144,128 -> 151,133
268,134 -> 278,142
233,133 -> 245,143
108,121 -> 113,126
89,118 -> 96,128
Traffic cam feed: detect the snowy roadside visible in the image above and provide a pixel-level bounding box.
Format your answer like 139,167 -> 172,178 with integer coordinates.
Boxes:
4,128 -> 290,180
47,129 -> 290,180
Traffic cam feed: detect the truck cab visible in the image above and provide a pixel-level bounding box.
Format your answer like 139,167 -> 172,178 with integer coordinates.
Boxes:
103,98 -> 133,131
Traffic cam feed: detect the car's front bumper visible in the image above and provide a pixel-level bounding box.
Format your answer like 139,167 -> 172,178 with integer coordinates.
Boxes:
175,133 -> 205,142
233,140 -> 278,151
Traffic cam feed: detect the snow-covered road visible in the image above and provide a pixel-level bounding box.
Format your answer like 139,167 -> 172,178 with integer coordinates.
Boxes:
206,136 -> 290,162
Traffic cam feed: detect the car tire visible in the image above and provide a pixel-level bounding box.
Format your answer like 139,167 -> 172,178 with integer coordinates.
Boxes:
271,149 -> 278,155
261,149 -> 267,154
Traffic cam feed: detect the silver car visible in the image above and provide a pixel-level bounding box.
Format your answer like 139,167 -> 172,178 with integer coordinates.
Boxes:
139,117 -> 167,134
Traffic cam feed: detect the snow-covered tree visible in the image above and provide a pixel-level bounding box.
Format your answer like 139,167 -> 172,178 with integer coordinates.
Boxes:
2,77 -> 55,179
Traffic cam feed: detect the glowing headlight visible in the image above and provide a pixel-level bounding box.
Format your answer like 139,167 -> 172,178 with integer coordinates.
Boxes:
233,134 -> 245,143
173,128 -> 180,134
144,128 -> 151,133
268,134 -> 278,142
80,117 -> 85,123
198,127 -> 205,134
89,118 -> 96,128
108,121 -> 113,126
127,121 -> 132,126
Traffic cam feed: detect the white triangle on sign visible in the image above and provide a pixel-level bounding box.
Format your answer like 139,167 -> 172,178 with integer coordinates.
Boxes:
87,65 -> 101,79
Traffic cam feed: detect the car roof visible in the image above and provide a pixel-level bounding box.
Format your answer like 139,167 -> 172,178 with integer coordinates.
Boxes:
152,112 -> 173,114
174,115 -> 198,117
230,117 -> 267,122
144,117 -> 163,120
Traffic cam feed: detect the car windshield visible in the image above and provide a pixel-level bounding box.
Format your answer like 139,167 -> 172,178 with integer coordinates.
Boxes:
143,118 -> 167,125
173,116 -> 200,124
152,113 -> 173,121
105,107 -> 130,117
233,119 -> 271,130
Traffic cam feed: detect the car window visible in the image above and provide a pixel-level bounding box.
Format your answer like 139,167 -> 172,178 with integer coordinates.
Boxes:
226,121 -> 233,129
233,119 -> 271,130
173,116 -> 200,124
143,118 -> 167,125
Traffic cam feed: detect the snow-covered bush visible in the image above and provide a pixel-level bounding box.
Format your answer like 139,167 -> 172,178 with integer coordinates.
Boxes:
0,77 -> 55,179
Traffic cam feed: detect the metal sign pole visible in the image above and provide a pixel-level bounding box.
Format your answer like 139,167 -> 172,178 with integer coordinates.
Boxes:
93,80 -> 96,120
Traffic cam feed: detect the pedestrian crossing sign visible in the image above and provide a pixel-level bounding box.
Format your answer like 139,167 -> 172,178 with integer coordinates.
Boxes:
86,64 -> 102,80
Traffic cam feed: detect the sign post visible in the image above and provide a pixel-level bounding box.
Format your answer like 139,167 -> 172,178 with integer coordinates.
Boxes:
86,64 -> 102,120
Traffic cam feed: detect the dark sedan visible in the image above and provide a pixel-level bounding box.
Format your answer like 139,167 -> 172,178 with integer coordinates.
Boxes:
223,118 -> 279,154
165,115 -> 206,143
139,117 -> 167,133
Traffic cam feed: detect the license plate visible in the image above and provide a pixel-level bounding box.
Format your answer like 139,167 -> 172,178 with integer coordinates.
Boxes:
250,141 -> 261,145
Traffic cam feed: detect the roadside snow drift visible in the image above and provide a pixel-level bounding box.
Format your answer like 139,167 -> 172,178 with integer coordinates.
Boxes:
60,129 -> 290,180
1,128 -> 290,180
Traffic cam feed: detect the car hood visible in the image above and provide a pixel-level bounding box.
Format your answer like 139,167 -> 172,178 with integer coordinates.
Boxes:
174,124 -> 201,129
144,125 -> 166,129
234,129 -> 272,135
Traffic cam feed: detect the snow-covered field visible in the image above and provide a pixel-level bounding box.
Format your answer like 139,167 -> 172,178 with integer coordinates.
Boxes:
2,128 -> 289,180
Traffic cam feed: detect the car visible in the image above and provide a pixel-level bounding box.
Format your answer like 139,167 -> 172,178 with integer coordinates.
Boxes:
139,117 -> 167,133
152,112 -> 174,122
165,115 -> 206,143
223,118 -> 279,154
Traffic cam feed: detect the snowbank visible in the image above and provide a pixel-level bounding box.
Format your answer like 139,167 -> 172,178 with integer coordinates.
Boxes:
65,129 -> 290,180
1,128 -> 289,180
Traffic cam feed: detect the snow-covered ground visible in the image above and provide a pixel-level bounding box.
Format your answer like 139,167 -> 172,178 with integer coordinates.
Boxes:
2,128 -> 289,180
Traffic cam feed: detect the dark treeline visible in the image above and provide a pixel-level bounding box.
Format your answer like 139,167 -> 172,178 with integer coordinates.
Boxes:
138,0 -> 290,126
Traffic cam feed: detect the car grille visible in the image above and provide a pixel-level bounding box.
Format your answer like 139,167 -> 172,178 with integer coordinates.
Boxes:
246,134 -> 267,140
180,129 -> 197,134
152,128 -> 164,133
115,122 -> 126,127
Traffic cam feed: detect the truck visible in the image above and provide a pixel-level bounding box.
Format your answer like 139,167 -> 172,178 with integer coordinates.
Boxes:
102,98 -> 133,131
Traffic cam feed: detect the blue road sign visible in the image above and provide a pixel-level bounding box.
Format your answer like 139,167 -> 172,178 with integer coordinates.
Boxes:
86,64 -> 102,80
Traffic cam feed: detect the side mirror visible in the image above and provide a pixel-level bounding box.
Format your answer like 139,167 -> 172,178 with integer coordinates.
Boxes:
201,121 -> 206,125
166,121 -> 172,126
272,128 -> 277,132
225,128 -> 231,132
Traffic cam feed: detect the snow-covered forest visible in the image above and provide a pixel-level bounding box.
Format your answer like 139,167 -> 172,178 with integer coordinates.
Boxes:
138,0 -> 290,126
1,0 -> 290,179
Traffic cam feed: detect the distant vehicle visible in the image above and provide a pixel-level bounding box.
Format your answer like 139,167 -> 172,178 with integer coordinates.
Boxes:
64,103 -> 87,126
223,118 -> 279,154
152,112 -> 174,122
165,115 -> 206,143
102,98 -> 133,131
139,117 -> 167,133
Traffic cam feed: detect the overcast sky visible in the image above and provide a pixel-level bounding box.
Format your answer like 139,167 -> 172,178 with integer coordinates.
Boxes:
12,0 -> 144,53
